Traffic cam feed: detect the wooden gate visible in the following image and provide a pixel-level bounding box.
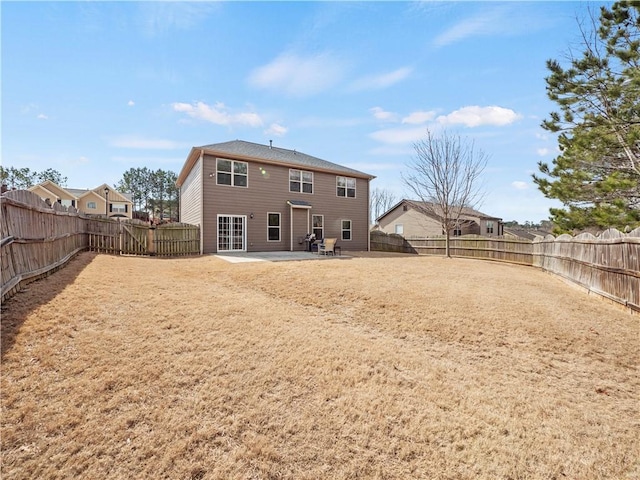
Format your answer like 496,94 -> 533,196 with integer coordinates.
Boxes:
87,219 -> 200,256
121,221 -> 149,255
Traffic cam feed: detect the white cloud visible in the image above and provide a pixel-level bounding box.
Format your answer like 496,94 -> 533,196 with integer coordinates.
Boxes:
402,110 -> 436,125
172,101 -> 263,127
370,107 -> 397,122
138,3 -> 220,36
536,147 -> 550,156
128,100 -> 135,107
437,105 -> 521,127
367,146 -> 414,157
434,11 -> 499,47
37,113 -> 48,120
108,135 -> 185,150
432,6 -> 547,48
248,52 -> 345,97
369,126 -> 426,145
511,181 -> 529,190
265,123 -> 288,137
368,106 -> 519,149
350,67 -> 413,91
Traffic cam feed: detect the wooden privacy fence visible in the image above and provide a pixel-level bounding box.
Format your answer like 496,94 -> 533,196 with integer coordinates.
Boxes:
371,228 -> 640,312
1,190 -> 200,302
407,235 -> 533,265
533,228 -> 640,312
1,190 -> 86,301
370,231 -> 416,253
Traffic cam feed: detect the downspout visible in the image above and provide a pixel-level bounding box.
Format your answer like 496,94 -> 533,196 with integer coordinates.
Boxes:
199,149 -> 204,255
367,179 -> 371,251
289,203 -> 294,252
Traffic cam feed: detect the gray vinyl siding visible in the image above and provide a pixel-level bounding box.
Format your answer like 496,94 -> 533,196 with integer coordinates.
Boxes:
199,154 -> 370,253
179,156 -> 203,226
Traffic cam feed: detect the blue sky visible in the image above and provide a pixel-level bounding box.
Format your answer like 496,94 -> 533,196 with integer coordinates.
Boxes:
2,1 -> 604,222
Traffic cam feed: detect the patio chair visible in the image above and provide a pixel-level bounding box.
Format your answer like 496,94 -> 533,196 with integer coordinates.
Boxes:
319,238 -> 337,256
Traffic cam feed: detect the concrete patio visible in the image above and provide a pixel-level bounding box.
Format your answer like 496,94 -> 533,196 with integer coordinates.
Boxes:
214,251 -> 350,263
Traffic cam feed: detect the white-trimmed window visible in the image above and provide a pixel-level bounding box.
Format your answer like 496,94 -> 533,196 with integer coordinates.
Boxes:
486,221 -> 494,234
111,203 -> 127,214
337,176 -> 356,198
87,201 -> 97,209
395,224 -> 404,235
268,212 -> 281,242
312,214 -> 324,240
217,159 -> 248,187
341,219 -> 352,241
290,169 -> 313,194
453,226 -> 462,236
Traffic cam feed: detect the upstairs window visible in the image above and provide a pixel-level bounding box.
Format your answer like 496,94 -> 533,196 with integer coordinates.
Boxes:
290,169 -> 313,194
337,176 -> 356,198
486,221 -> 494,234
111,203 -> 127,213
87,201 -> 97,209
217,159 -> 248,187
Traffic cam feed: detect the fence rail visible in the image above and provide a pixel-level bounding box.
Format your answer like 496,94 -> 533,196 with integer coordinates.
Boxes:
1,190 -> 200,302
371,228 -> 640,312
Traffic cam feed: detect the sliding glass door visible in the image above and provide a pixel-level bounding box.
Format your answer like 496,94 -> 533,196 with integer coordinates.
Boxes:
217,215 -> 246,252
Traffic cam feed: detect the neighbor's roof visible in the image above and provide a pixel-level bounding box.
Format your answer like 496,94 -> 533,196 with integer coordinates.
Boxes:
177,140 -> 374,186
29,181 -> 133,202
66,187 -> 133,202
377,199 -> 502,223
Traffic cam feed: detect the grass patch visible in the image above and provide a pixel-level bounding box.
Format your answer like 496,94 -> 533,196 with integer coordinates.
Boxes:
1,252 -> 638,479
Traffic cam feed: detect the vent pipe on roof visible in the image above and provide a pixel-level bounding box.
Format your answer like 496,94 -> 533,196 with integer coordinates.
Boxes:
269,140 -> 272,149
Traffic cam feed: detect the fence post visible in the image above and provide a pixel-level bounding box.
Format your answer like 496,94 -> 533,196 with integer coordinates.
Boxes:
147,226 -> 156,256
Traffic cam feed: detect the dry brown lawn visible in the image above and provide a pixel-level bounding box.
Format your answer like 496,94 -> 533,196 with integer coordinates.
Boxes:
1,252 -> 638,479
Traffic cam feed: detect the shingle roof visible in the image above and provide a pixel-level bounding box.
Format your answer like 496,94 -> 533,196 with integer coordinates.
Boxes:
376,199 -> 501,223
404,200 -> 501,220
198,140 -> 373,179
66,188 -> 133,202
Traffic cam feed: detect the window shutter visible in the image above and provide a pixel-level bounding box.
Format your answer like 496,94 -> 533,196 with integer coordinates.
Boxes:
109,204 -> 113,212
125,204 -> 128,213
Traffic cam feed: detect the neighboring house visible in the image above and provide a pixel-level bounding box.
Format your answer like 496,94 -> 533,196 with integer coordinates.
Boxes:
176,140 -> 375,254
29,181 -> 133,219
376,199 -> 503,238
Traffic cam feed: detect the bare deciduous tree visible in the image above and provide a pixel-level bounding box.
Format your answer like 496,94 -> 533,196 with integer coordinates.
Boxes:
370,187 -> 398,225
403,130 -> 488,257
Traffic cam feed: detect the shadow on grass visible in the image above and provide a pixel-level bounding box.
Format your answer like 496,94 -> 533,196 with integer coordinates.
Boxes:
0,251 -> 97,359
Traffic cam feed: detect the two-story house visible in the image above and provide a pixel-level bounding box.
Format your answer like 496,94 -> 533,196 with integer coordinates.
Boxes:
29,181 -> 133,219
376,199 -> 503,238
176,140 -> 375,254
